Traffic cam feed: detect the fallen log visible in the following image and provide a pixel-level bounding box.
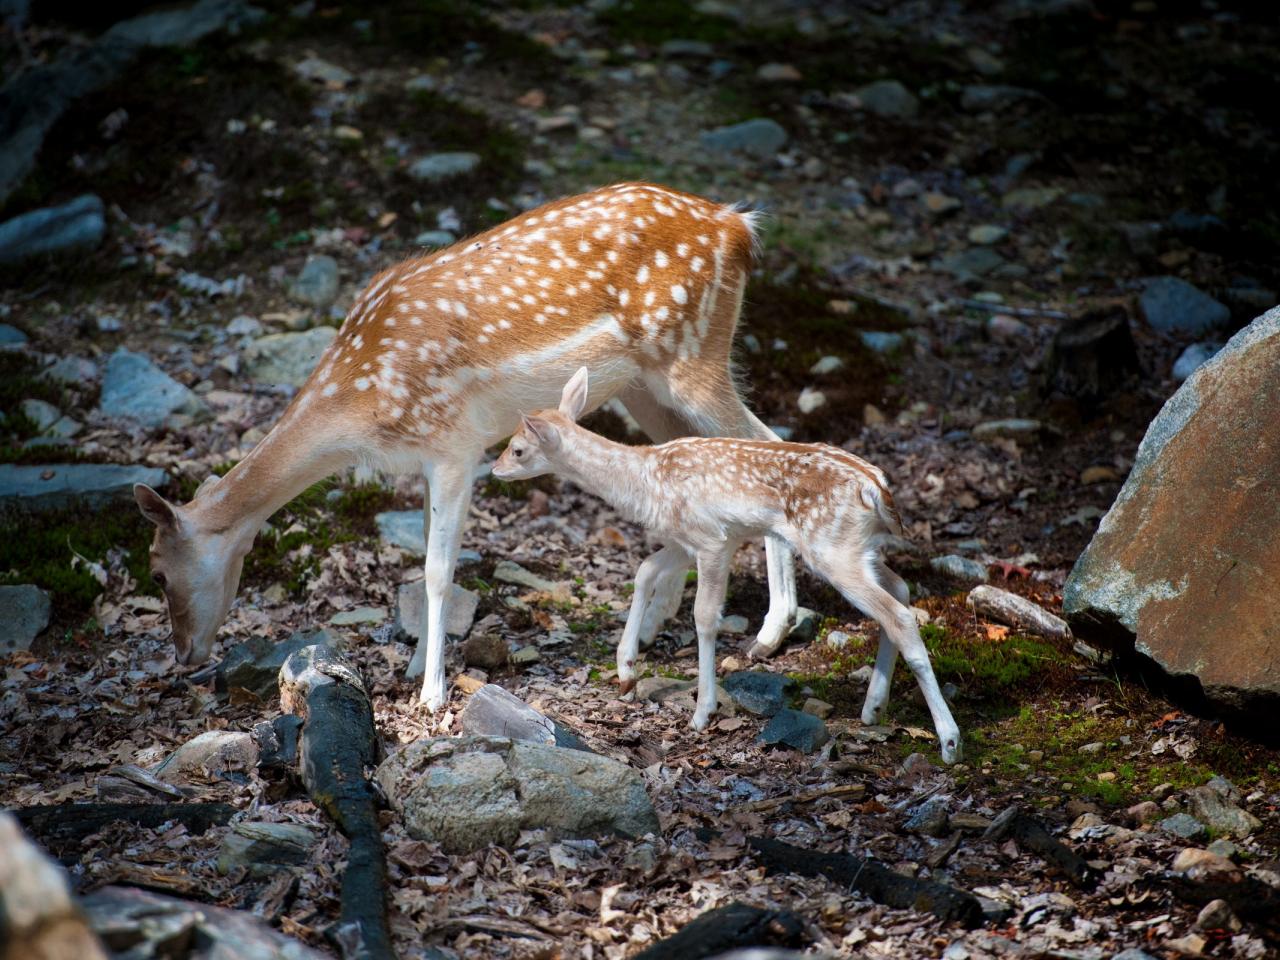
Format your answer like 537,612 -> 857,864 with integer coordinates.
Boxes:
966,585 -> 1071,642
279,642 -> 392,960
632,901 -> 807,960
984,807 -> 1096,889
697,830 -> 984,927
11,801 -> 234,848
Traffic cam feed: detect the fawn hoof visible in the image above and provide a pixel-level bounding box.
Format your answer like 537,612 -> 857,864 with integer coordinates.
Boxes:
418,682 -> 446,712
748,617 -> 788,660
940,735 -> 963,765
861,704 -> 882,726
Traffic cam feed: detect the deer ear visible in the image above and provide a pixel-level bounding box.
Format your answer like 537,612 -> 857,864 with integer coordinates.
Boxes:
523,415 -> 561,450
134,484 -> 177,528
558,367 -> 590,422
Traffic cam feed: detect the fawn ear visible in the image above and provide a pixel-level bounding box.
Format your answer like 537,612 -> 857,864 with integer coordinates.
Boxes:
134,484 -> 177,528
558,366 -> 590,422
523,415 -> 561,450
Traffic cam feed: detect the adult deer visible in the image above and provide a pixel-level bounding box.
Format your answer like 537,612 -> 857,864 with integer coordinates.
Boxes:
493,368 -> 961,762
134,182 -> 797,709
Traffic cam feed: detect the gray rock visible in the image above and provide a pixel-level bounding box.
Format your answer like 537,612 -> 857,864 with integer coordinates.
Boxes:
289,255 -> 339,308
0,194 -> 105,265
1063,307 -> 1280,719
105,0 -> 264,47
1002,187 -> 1062,210
1205,774 -> 1241,802
809,355 -> 844,375
459,684 -> 590,752
972,418 -> 1042,441
330,607 -> 384,626
825,630 -> 851,650
939,247 -> 1005,280
720,613 -> 749,634
293,55 -> 353,86
407,152 -> 481,182
154,730 -> 259,784
394,581 -> 478,642
242,327 -> 336,387
375,509 -> 425,554
1206,838 -> 1239,859
0,585 -> 50,652
1172,342 -> 1221,381
786,606 -> 821,643
659,39 -> 714,58
961,84 -> 1040,112
968,224 -> 1008,245
0,463 -> 167,512
1140,277 -> 1230,334
1184,785 -> 1261,839
376,736 -> 659,853
904,796 -> 950,837
19,399 -> 60,432
1158,812 -> 1207,841
930,555 -> 989,582
855,79 -> 919,119
699,118 -> 789,157
634,676 -> 695,703
859,331 -> 905,354
215,630 -> 333,700
461,633 -> 508,670
414,230 -> 456,248
42,355 -> 98,385
216,821 -> 318,878
99,348 -> 207,427
722,671 -> 793,717
757,708 -> 829,752
0,323 -> 27,346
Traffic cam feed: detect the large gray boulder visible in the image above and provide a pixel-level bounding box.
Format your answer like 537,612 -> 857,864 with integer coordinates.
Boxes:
0,462 -> 167,511
1064,306 -> 1280,718
99,349 -> 207,427
376,736 -> 659,853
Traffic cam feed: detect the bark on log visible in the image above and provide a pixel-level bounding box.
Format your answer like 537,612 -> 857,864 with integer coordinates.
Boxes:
0,812 -> 108,960
984,807 -> 1096,889
699,830 -> 984,927
11,801 -> 234,848
458,683 -> 592,752
632,901 -> 807,960
966,585 -> 1071,642
279,643 -> 392,960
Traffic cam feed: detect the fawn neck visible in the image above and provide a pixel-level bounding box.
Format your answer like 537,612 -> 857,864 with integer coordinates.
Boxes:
551,426 -> 656,521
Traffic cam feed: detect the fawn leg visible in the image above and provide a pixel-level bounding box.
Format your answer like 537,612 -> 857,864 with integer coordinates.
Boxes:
861,560 -> 909,725
692,545 -> 733,731
617,544 -> 691,694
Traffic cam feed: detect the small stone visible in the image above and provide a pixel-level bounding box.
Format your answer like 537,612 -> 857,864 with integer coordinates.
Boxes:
227,315 -> 262,337
859,331 -> 905,354
786,607 -> 821,643
1205,838 -> 1238,859
330,606 -> 386,626
1172,342 -> 1221,381
802,697 -> 833,719
493,560 -> 563,595
19,399 -> 61,433
809,355 -> 844,375
1171,847 -> 1239,879
899,752 -> 935,780
0,463 -> 168,512
825,630 -> 850,649
0,194 -> 105,265
376,509 -> 425,554
1126,800 -> 1161,825
741,333 -> 762,354
904,796 -> 949,837
1097,771 -> 1116,782
1081,465 -> 1119,485
1140,277 -> 1230,334
757,708 -> 828,752
1078,741 -> 1104,755
1163,933 -> 1206,956
720,614 -> 749,634
511,645 -> 541,665
1151,782 -> 1176,801
961,84 -> 1039,112
1194,899 -> 1240,933
1001,187 -> 1062,210
217,821 -> 318,878
0,323 -> 27,346
756,62 -> 802,81
659,39 -> 714,58
968,224 -> 1008,245
939,247 -> 1005,279
241,328 -> 336,388
154,730 -> 259,784
850,665 -> 874,684
699,118 -> 789,158
395,582 -> 478,652
966,47 -> 1005,75
1184,785 -> 1261,838
797,387 -> 826,414
1159,813 -> 1207,841
294,56 -> 353,86
892,178 -> 922,198
922,192 -> 962,216
407,152 -> 481,183
1112,951 -> 1160,960
99,349 -> 208,427
972,418 -> 1041,441
461,633 -> 509,671
930,555 -> 989,582
216,630 -> 335,700
722,671 -> 793,717
1026,749 -> 1044,763
854,79 -> 919,120
0,585 -> 51,652
289,255 -> 339,308
862,403 -> 886,426
414,230 -> 456,248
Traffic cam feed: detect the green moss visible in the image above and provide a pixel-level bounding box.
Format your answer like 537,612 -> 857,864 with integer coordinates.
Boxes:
921,623 -> 1067,694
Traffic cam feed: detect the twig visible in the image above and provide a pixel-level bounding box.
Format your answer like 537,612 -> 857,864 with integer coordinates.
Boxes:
957,298 -> 1069,320
632,901 -> 807,960
736,782 -> 866,813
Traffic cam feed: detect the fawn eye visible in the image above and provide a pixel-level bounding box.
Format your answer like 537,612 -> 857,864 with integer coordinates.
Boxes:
153,571 -> 167,587
514,447 -> 524,458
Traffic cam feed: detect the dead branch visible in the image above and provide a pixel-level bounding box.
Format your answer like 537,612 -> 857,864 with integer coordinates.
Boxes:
632,901 -> 807,960
984,807 -> 1096,889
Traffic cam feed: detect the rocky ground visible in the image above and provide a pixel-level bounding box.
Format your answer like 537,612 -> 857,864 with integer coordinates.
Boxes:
1,1 -> 1279,958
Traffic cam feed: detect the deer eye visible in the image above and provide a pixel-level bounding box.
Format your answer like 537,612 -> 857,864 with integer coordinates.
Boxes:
153,571 -> 167,587
514,447 -> 524,458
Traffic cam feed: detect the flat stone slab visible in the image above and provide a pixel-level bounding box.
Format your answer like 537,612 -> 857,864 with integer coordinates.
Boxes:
242,327 -> 336,388
0,463 -> 167,512
99,349 -> 207,427
0,584 -> 51,652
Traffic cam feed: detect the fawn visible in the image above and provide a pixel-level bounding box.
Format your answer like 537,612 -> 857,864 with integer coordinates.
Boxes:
132,183 -> 799,710
492,368 -> 963,763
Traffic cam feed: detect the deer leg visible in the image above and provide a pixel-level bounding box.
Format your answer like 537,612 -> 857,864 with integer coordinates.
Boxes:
406,485 -> 433,679
822,556 -> 961,764
692,545 -> 733,731
861,560 -> 909,726
617,543 -> 691,695
416,457 -> 475,710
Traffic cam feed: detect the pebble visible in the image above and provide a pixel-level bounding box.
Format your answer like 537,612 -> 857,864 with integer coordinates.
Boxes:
972,418 -> 1041,441
19,399 -> 61,432
330,606 -> 386,626
1194,899 -> 1241,933
227,314 -> 262,337
1078,741 -> 1104,755
797,387 -> 826,414
1001,187 -> 1062,210
904,796 -> 950,837
757,708 -> 828,752
408,152 -> 481,182
987,313 -> 1030,341
968,224 -> 1008,245
1206,838 -> 1238,859
809,355 -> 844,375
1126,800 -> 1161,824
939,247 -> 1005,279
1171,847 -> 1238,878
1140,277 -> 1229,334
0,323 -> 27,346
961,84 -> 1039,112
0,194 -> 105,265
0,584 -> 51,652
699,118 -> 789,157
862,403 -> 886,426
414,230 -> 456,248
290,254 -> 339,309
854,79 -> 919,120
930,555 -> 989,582
1184,784 -> 1261,838
511,645 -> 541,665
1172,342 -> 1221,381
659,39 -> 714,58
801,697 -> 833,719
294,56 -> 353,86
1026,749 -> 1044,763
1159,812 -> 1207,840
825,630 -> 850,649
1081,465 -> 1119,484
99,348 -> 208,427
756,62 -> 802,82
922,192 -> 962,216
722,671 -> 792,717
461,633 -> 508,671
720,614 -> 749,634
858,331 -> 905,354
966,47 -> 1004,76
